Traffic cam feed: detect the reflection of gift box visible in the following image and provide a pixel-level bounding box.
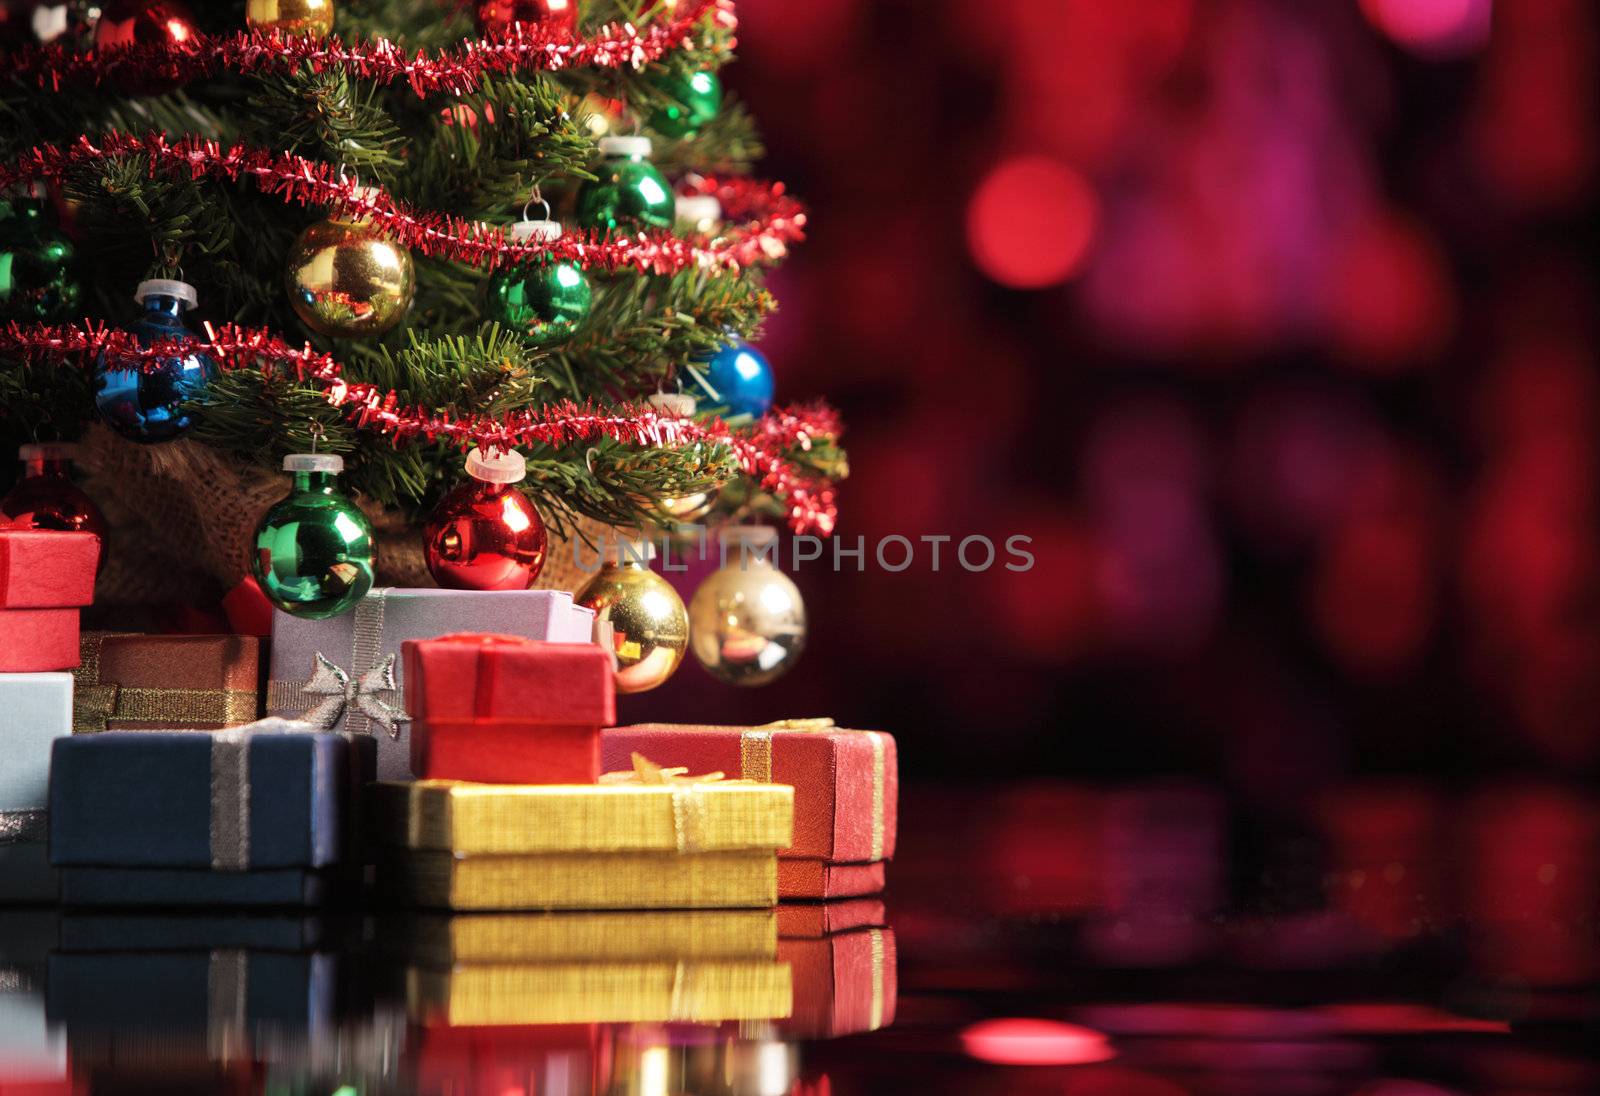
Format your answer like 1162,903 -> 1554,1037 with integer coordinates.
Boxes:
602,723 -> 898,898
776,898 -> 886,938
0,672 -> 73,903
71,633 -> 260,733
0,911 -> 66,1086
395,909 -> 777,965
57,914 -> 336,952
47,951 -> 337,1037
267,588 -> 595,781
403,634 -> 613,784
0,530 -> 98,609
406,959 -> 793,1025
49,728 -> 374,907
375,778 -> 793,910
415,1025 -> 600,1096
778,925 -> 897,1039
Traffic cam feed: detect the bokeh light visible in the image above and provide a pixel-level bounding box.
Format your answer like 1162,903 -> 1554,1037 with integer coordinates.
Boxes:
960,1018 -> 1115,1066
967,157 -> 1098,288
1359,0 -> 1492,57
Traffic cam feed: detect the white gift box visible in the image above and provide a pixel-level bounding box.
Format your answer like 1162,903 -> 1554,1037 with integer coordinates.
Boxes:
0,672 -> 72,903
0,910 -> 65,1084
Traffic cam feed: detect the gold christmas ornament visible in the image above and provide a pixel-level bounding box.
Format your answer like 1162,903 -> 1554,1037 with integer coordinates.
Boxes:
575,535 -> 690,693
689,526 -> 807,687
641,391 -> 719,523
246,0 -> 335,35
285,188 -> 415,338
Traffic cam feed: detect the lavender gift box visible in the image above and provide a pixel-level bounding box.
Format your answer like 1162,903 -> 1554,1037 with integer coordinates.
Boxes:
266,588 -> 597,781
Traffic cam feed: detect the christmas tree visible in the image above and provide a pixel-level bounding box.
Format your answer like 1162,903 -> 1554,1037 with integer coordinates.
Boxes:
0,0 -> 842,622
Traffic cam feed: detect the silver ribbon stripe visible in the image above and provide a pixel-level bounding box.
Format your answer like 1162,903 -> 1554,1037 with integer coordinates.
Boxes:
0,808 -> 48,846
267,589 -> 410,739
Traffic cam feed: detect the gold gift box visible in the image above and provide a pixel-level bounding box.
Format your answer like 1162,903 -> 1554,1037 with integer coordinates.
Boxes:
375,779 -> 795,854
397,909 -> 778,965
407,960 -> 793,1025
390,850 -> 779,910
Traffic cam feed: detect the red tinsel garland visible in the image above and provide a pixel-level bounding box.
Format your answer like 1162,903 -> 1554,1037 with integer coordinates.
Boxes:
6,0 -> 732,95
0,319 -> 839,535
0,133 -> 805,275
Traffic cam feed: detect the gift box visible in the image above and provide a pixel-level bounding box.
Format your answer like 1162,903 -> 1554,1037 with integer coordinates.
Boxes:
57,913 -> 338,953
375,775 -> 793,910
406,959 -> 793,1025
602,723 -> 898,898
71,632 -> 261,732
0,671 -> 73,903
403,634 -> 614,784
414,1026 -> 600,1096
49,726 -> 374,907
267,588 -> 596,781
778,925 -> 897,1038
776,897 -> 886,938
0,530 -> 99,609
395,909 -> 778,965
0,609 -> 79,672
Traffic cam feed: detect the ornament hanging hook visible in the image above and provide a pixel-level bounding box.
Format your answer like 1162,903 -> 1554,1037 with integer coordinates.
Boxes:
521,183 -> 551,224
308,419 -> 327,455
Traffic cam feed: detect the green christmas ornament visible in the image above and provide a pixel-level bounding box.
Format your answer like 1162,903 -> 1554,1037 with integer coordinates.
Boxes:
649,67 -> 723,138
251,453 -> 377,620
487,218 -> 592,345
574,136 -> 675,234
0,192 -> 80,322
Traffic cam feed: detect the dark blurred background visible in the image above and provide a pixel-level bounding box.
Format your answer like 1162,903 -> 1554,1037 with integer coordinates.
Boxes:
639,0 -> 1600,797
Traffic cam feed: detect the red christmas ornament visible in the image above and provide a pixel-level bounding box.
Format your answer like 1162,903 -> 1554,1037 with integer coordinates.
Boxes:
92,0 -> 200,95
424,447 -> 548,590
0,443 -> 109,572
477,0 -> 577,38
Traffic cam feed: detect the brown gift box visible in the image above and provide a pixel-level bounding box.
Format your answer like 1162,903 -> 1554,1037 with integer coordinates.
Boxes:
71,632 -> 262,732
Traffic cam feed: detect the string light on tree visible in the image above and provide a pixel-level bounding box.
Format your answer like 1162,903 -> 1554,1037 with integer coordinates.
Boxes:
245,0 -> 334,36
486,212 -> 592,346
286,185 -> 415,338
648,67 -> 723,139
688,336 -> 774,420
424,446 -> 548,591
689,525 -> 807,686
575,136 -> 675,234
575,534 -> 689,693
93,279 -> 215,443
252,451 -> 376,620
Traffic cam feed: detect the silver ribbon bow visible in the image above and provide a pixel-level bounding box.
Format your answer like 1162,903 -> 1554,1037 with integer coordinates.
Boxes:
300,652 -> 409,740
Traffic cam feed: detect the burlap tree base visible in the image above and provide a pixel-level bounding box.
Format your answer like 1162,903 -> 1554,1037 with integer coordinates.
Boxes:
77,426 -> 601,607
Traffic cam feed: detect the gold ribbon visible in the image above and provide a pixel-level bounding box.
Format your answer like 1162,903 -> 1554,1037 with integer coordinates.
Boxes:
72,632 -> 258,733
868,928 -> 886,1031
600,753 -> 749,854
737,718 -> 888,862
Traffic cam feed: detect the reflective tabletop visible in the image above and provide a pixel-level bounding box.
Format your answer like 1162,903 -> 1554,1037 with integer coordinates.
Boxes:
3,780 -> 1597,1095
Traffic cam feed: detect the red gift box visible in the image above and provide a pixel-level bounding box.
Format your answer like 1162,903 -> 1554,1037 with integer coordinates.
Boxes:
601,724 -> 897,898
403,633 -> 615,784
0,530 -> 98,608
414,1024 -> 600,1096
0,608 -> 79,671
776,898 -> 887,938
778,926 -> 898,1038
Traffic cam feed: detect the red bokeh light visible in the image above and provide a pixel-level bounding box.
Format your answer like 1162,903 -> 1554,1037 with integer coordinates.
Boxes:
1359,0 -> 1492,57
1327,212 -> 1456,370
967,157 -> 1099,288
960,1018 -> 1116,1066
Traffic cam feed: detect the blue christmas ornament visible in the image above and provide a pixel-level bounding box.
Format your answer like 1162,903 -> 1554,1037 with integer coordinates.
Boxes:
94,278 -> 215,443
691,338 -> 774,419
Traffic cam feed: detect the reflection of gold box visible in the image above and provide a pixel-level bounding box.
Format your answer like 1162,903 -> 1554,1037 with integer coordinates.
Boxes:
406,960 -> 794,1025
397,909 -> 779,965
390,850 -> 779,910
375,780 -> 794,911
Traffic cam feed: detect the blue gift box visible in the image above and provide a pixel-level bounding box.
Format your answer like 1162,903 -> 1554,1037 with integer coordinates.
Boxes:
49,728 -> 374,907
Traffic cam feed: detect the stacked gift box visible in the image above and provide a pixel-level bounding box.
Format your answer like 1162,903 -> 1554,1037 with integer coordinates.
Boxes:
374,631 -> 796,912
0,910 -> 67,1089
0,530 -> 98,904
603,722 -> 899,899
